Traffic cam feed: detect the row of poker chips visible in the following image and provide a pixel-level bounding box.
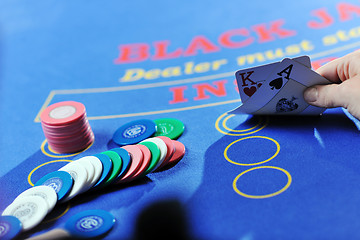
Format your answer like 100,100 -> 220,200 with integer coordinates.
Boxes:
0,209 -> 115,240
112,118 -> 185,146
1,118 -> 185,238
40,101 -> 95,154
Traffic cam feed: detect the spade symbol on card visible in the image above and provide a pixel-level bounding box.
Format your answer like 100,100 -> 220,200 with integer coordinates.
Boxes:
276,97 -> 298,112
243,86 -> 257,97
269,77 -> 283,90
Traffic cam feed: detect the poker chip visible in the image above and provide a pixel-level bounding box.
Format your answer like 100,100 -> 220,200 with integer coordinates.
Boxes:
110,148 -> 132,181
0,215 -> 22,240
24,210 -> 116,239
117,145 -> 144,183
34,171 -> 74,202
0,117 -> 186,239
102,151 -> 123,185
64,209 -> 116,239
83,156 -> 103,188
112,119 -> 156,146
59,161 -> 89,201
167,140 -> 186,166
2,196 -> 48,231
154,118 -> 185,140
138,141 -> 161,175
40,101 -> 94,154
13,185 -> 58,213
133,145 -> 152,179
141,137 -> 167,172
76,156 -> 96,192
155,136 -> 175,169
92,154 -> 113,188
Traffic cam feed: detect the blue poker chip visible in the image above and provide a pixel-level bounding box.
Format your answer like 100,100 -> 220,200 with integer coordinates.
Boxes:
110,148 -> 132,180
0,215 -> 22,240
112,119 -> 156,146
34,171 -> 73,201
92,154 -> 113,188
65,209 -> 116,239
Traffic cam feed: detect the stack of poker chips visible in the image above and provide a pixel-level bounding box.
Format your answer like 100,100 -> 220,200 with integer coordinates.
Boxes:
40,101 -> 95,154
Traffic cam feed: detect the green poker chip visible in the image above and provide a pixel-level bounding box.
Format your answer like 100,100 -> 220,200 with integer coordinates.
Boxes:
101,150 -> 123,186
138,141 -> 161,174
153,118 -> 185,140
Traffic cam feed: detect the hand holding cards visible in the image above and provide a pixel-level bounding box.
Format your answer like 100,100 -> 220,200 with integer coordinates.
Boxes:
231,56 -> 330,115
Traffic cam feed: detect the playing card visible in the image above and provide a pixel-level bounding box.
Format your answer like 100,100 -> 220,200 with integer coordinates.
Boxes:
254,79 -> 309,115
293,55 -> 311,69
235,56 -> 311,103
230,57 -> 330,115
280,57 -> 329,87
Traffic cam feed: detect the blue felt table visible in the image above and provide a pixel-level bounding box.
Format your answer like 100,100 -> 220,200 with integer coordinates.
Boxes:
1,1 -> 360,239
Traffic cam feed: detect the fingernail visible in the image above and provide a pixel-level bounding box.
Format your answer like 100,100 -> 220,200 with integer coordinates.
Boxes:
304,87 -> 318,103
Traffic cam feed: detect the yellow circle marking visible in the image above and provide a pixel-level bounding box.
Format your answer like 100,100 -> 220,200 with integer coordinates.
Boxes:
41,139 -> 93,158
224,136 -> 280,166
215,113 -> 268,136
233,166 -> 292,199
28,159 -> 73,186
222,114 -> 261,132
43,202 -> 71,224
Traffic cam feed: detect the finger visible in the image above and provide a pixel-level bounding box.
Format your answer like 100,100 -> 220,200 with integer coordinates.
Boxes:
303,83 -> 348,109
316,50 -> 360,83
316,59 -> 342,83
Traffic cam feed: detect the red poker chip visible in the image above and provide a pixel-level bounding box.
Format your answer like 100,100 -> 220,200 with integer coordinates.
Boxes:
166,140 -> 185,166
133,144 -> 152,179
155,136 -> 175,169
41,101 -> 94,154
40,101 -> 86,126
117,145 -> 144,183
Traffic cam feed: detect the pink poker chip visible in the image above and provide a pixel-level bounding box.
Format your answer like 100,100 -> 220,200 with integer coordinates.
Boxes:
117,145 -> 144,183
40,101 -> 86,126
155,136 -> 175,169
133,144 -> 152,179
166,140 -> 185,166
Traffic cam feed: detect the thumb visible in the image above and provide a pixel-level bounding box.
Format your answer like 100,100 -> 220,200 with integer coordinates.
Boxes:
303,83 -> 348,109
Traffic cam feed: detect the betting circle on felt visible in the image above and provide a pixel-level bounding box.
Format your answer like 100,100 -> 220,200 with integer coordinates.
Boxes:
232,166 -> 292,199
224,136 -> 280,166
215,112 -> 268,136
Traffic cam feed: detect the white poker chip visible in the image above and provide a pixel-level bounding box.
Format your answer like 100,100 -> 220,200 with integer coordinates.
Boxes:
59,161 -> 89,201
13,186 -> 57,213
141,137 -> 167,171
49,105 -> 77,119
76,156 -> 95,192
84,156 -> 103,188
2,195 -> 48,231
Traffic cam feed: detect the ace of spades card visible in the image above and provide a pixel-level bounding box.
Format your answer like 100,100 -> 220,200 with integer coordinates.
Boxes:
231,57 -> 331,115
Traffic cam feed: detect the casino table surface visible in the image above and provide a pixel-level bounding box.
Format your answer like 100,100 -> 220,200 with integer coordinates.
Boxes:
1,1 -> 360,239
